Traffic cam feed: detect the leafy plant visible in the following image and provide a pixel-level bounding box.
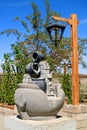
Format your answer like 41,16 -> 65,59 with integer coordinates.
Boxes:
0,53 -> 17,105
61,74 -> 72,104
0,41 -> 32,105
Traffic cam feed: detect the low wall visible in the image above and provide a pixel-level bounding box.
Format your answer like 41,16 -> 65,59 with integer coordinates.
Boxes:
61,104 -> 87,130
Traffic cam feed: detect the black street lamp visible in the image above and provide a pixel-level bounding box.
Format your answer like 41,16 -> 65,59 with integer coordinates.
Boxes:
46,23 -> 65,46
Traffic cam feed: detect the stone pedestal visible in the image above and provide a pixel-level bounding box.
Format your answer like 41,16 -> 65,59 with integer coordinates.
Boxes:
63,104 -> 87,130
4,116 -> 76,130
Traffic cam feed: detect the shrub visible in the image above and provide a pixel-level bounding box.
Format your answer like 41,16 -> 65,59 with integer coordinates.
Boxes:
61,74 -> 72,104
0,53 -> 24,105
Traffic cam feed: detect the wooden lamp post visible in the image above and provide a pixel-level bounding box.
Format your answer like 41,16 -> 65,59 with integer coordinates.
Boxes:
52,14 -> 79,105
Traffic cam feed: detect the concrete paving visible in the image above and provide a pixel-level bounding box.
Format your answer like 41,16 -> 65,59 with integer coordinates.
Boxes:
0,105 -> 18,130
0,115 -> 10,130
0,109 -> 65,130
0,107 -> 64,130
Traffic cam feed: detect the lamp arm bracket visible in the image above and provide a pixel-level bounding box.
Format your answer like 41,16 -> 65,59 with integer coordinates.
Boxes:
52,16 -> 79,25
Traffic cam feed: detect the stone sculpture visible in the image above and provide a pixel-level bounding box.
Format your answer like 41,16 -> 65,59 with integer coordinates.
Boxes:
14,51 -> 65,120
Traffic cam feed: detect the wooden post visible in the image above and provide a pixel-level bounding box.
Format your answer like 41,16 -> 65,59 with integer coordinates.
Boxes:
70,14 -> 79,105
52,14 -> 79,105
64,63 -> 66,75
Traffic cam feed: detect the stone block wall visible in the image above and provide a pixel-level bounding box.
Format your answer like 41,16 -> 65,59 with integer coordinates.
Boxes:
62,104 -> 87,130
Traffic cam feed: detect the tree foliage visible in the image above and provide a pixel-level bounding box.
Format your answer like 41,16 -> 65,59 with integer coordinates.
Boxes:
0,0 -> 87,75
1,0 -> 86,72
0,53 -> 17,105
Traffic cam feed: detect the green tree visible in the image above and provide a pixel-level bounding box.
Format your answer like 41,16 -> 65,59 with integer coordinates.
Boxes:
11,42 -> 31,82
0,0 -> 87,73
44,0 -> 60,28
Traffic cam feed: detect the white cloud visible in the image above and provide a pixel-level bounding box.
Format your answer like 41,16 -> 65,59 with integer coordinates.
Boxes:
80,19 -> 87,25
0,1 -> 29,7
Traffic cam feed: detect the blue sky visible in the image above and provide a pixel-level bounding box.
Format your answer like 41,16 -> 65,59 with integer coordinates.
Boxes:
0,0 -> 87,74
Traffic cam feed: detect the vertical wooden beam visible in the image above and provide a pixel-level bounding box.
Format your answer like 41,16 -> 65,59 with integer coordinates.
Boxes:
52,14 -> 79,105
64,63 -> 66,75
70,14 -> 79,105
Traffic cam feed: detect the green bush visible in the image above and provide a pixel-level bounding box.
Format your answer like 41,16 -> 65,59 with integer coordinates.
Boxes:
0,53 -> 24,105
61,74 -> 72,104
0,74 -> 18,105
61,74 -> 86,104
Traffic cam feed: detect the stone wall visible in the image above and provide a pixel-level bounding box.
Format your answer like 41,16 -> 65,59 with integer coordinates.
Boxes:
60,104 -> 87,130
80,78 -> 87,85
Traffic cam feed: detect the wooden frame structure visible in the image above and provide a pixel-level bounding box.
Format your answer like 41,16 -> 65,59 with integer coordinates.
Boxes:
52,14 -> 79,105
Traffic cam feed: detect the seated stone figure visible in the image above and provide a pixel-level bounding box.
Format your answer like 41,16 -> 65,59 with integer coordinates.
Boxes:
14,51 -> 65,120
